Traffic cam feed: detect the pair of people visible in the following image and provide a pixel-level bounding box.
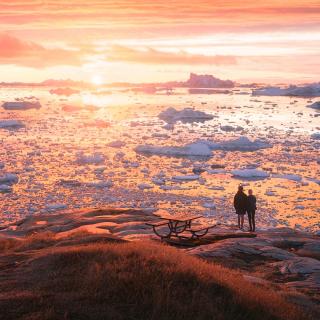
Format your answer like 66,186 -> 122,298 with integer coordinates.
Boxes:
233,185 -> 257,231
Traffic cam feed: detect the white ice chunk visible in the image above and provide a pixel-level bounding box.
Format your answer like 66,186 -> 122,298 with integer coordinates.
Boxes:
231,169 -> 270,179
159,107 -> 213,124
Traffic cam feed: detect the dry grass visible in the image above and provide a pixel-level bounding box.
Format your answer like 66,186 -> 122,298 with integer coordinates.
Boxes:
0,237 -> 310,320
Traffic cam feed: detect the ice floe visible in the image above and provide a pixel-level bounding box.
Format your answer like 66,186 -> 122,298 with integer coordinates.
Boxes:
135,141 -> 212,157
204,136 -> 271,152
158,107 -> 213,124
2,101 -> 41,110
107,140 -> 126,148
0,184 -> 12,193
220,125 -> 243,132
76,152 -> 106,165
311,133 -> 320,140
172,175 -> 200,181
231,169 -> 270,179
252,84 -> 320,97
0,120 -> 25,129
0,173 -> 19,184
306,101 -> 320,110
273,174 -> 302,182
136,136 -> 270,157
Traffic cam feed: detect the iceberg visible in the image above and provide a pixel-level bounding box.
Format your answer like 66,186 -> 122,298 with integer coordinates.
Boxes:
158,107 -> 214,124
185,73 -> 234,88
252,84 -> 320,97
2,101 -> 41,110
307,101 -> 320,110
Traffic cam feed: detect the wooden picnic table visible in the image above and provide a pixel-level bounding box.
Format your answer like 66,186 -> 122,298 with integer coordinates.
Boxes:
146,213 -> 216,240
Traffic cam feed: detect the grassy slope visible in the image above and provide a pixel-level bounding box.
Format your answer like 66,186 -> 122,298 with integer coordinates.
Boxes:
0,233 -> 308,320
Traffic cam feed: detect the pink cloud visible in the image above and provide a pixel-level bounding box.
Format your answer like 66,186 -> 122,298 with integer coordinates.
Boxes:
105,46 -> 237,65
0,33 -> 82,67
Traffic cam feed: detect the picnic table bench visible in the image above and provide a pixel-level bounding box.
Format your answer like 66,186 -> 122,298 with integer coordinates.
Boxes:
146,213 -> 216,240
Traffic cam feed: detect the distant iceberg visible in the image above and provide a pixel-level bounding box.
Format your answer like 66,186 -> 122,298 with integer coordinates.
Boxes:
2,101 -> 41,110
158,107 -> 214,124
306,101 -> 320,110
185,73 -> 234,88
252,84 -> 320,97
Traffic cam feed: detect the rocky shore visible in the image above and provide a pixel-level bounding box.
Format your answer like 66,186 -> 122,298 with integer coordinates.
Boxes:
1,208 -> 319,317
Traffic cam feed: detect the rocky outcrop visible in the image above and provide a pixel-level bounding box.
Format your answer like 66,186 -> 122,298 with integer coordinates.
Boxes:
1,208 -> 319,314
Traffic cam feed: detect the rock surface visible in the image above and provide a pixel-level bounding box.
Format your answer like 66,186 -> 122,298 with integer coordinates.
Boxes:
1,208 -> 319,314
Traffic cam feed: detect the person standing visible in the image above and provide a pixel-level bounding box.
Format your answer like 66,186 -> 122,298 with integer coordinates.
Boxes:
247,189 -> 257,232
233,185 -> 248,230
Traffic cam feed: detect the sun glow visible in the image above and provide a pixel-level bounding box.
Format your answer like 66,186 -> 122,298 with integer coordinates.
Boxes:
91,75 -> 104,86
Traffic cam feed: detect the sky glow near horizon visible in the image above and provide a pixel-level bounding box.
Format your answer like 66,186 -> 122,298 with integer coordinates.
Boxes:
0,0 -> 319,84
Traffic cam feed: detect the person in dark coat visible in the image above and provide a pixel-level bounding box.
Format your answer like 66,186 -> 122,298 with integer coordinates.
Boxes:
247,189 -> 257,232
233,185 -> 248,229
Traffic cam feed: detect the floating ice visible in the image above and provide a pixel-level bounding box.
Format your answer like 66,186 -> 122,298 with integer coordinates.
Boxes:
158,107 -> 213,124
203,202 -> 216,209
231,169 -> 270,179
306,101 -> 320,110
0,185 -> 12,193
135,141 -> 212,157
0,120 -> 25,129
311,133 -> 320,140
76,152 -> 105,165
220,125 -> 243,132
46,203 -> 67,211
0,173 -> 19,184
107,140 -> 126,148
85,181 -> 113,188
253,84 -> 320,97
172,175 -> 200,181
204,136 -> 271,152
136,136 -> 270,157
273,174 -> 302,182
137,183 -> 153,190
2,101 -> 41,110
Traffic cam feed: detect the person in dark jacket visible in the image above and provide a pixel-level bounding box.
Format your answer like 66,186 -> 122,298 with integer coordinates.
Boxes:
233,185 -> 248,229
247,189 -> 257,232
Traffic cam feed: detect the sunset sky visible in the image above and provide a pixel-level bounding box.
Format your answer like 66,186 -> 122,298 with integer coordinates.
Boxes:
0,0 -> 319,84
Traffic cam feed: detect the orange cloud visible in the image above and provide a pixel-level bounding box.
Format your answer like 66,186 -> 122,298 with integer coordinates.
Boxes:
0,33 -> 82,68
105,46 -> 237,65
0,1 -> 319,38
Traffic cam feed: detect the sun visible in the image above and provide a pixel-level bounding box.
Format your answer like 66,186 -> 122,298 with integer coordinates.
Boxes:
91,75 -> 104,86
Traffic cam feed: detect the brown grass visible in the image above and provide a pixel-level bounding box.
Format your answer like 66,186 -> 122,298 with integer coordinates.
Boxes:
0,237 -> 310,320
